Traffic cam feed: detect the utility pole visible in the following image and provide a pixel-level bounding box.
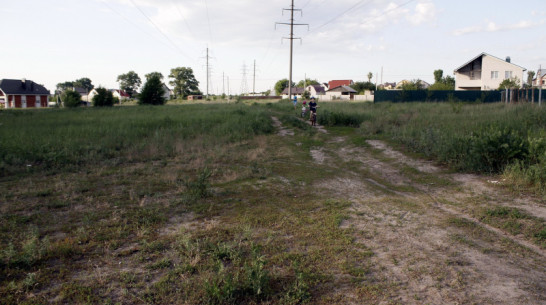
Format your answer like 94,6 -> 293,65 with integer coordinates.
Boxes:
222,72 -> 225,96
227,76 -> 230,97
276,0 -> 308,100
539,65 -> 542,106
206,48 -> 209,98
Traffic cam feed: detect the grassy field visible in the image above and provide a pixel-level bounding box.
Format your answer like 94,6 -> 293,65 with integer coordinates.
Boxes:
0,101 -> 544,304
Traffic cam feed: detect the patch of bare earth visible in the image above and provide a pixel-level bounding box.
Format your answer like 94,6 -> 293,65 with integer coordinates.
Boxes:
316,139 -> 545,304
271,116 -> 294,136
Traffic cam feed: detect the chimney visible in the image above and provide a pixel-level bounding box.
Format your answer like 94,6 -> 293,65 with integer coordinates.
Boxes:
506,56 -> 511,63
21,78 -> 26,89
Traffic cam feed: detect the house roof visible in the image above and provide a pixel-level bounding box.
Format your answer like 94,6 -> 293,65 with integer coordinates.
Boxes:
307,85 -> 325,94
281,87 -> 306,95
328,80 -> 353,89
74,87 -> 88,95
454,52 -> 526,73
110,89 -> 130,97
0,79 -> 50,95
328,85 -> 357,93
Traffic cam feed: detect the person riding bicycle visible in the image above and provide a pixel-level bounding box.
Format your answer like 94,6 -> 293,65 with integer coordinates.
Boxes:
308,97 -> 317,120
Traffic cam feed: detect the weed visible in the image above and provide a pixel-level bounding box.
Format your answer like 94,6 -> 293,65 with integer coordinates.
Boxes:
181,167 -> 213,199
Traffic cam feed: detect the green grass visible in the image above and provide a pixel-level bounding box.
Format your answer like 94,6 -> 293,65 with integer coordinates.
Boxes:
0,104 -> 274,176
1,101 -> 544,304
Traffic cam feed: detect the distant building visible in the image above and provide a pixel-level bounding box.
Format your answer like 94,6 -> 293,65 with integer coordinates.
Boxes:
281,87 -> 305,99
327,80 -> 354,90
0,79 -> 50,109
533,69 -> 546,89
454,53 -> 526,90
325,85 -> 357,100
305,85 -> 326,97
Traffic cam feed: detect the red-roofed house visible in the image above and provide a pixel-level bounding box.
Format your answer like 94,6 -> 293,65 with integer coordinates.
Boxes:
328,80 -> 354,90
111,89 -> 130,100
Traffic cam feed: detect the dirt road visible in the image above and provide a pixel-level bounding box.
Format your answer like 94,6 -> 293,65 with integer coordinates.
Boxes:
284,119 -> 545,304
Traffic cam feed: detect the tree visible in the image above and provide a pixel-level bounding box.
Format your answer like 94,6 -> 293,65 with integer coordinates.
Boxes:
117,71 -> 141,98
274,79 -> 295,95
498,77 -> 521,90
296,78 -> 319,88
367,72 -> 373,83
139,74 -> 166,105
92,87 -> 114,107
145,72 -> 164,81
169,67 -> 200,99
401,79 -> 425,90
433,69 -> 444,84
73,78 -> 94,91
61,89 -> 82,108
56,81 -> 74,91
351,81 -> 375,93
429,70 -> 455,90
527,71 -> 536,87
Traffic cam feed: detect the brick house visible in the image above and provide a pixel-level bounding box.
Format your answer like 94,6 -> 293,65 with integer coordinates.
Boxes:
0,79 -> 50,109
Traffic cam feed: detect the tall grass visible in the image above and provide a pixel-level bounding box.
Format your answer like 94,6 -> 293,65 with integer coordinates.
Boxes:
0,104 -> 274,176
305,101 -> 545,194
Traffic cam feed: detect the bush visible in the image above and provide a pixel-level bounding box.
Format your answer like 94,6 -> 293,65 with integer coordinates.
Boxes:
92,87 -> 114,107
61,89 -> 82,108
139,75 -> 166,105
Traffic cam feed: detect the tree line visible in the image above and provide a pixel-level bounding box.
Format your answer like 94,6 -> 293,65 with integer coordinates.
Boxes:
57,67 -> 201,107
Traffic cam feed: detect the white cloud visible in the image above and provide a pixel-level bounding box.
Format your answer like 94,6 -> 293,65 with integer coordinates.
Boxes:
408,0 -> 437,25
453,19 -> 543,35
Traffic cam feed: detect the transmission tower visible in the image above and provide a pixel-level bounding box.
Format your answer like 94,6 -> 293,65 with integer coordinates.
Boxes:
276,0 -> 308,99
240,63 -> 249,95
202,47 -> 213,98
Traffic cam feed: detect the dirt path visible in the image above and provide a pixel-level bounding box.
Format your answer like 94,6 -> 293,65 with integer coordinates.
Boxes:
306,132 -> 545,304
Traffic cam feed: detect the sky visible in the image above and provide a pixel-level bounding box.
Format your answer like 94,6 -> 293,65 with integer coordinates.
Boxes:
1,0 -> 545,95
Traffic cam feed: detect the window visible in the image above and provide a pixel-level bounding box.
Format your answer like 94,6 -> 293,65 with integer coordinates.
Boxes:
505,71 -> 512,79
491,71 -> 498,79
36,96 -> 41,108
470,71 -> 474,79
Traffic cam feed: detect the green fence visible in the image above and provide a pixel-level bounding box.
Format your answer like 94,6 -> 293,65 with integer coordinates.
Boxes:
374,90 -> 502,103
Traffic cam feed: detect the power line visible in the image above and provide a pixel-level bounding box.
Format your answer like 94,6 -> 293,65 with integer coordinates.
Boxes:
100,0 -> 178,54
204,0 -> 214,45
360,0 -> 417,27
170,0 -> 196,40
128,0 -> 194,61
310,0 -> 372,33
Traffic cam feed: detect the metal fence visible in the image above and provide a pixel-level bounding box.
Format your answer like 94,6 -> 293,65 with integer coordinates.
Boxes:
374,90 -> 502,103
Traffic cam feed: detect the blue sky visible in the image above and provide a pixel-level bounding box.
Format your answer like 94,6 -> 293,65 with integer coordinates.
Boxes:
1,0 -> 545,94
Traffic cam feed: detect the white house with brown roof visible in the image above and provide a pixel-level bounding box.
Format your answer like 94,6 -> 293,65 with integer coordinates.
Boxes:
454,53 -> 526,90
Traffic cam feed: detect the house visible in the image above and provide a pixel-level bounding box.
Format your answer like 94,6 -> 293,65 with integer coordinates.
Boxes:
187,95 -> 203,101
533,69 -> 546,88
454,53 -> 526,90
327,80 -> 354,91
281,87 -> 305,99
73,87 -> 89,102
395,80 -> 430,89
325,85 -> 357,100
0,79 -> 50,109
162,84 -> 173,100
305,85 -> 326,97
378,82 -> 397,90
110,89 -> 130,101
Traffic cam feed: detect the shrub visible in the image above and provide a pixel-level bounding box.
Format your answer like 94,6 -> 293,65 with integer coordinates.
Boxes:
61,89 -> 82,108
92,87 -> 114,107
